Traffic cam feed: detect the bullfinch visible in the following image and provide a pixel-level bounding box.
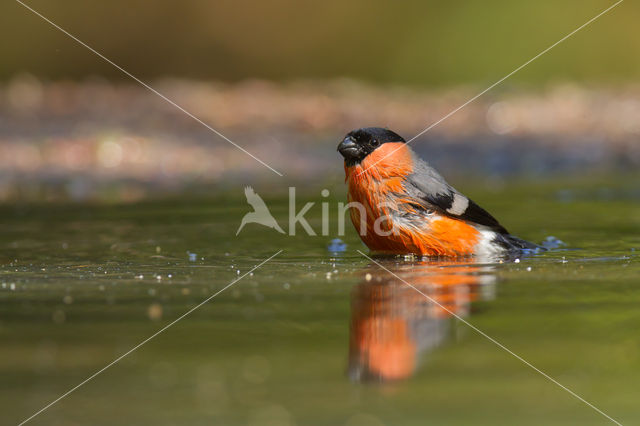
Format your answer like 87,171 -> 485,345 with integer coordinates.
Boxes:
337,127 -> 540,257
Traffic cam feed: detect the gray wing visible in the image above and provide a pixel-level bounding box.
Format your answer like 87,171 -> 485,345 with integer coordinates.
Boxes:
404,156 -> 509,234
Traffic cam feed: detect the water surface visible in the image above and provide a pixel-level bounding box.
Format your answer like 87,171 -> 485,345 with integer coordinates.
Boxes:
1,176 -> 639,425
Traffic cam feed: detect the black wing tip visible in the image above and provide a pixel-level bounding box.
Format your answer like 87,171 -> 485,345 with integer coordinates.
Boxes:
418,191 -> 511,234
459,199 -> 509,234
493,234 -> 547,253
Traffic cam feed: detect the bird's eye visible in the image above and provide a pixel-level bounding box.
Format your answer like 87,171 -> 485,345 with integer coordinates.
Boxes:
370,139 -> 380,147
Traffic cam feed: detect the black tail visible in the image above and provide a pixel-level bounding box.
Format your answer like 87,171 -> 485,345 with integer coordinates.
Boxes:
494,233 -> 546,253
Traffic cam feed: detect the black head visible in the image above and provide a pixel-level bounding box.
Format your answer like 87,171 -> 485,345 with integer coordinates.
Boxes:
337,127 -> 406,166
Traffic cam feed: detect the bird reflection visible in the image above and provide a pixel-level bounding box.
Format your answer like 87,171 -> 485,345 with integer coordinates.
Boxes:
348,257 -> 497,383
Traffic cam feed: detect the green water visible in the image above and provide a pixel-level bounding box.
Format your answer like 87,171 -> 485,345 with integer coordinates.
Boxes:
1,176 -> 639,426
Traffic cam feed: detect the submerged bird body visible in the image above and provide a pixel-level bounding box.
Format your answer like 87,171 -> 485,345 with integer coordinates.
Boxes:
338,128 -> 538,257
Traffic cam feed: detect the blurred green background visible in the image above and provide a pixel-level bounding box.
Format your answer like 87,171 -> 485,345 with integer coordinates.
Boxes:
2,0 -> 636,86
1,0 -> 638,201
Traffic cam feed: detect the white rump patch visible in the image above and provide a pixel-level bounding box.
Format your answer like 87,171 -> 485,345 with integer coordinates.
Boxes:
475,229 -> 506,258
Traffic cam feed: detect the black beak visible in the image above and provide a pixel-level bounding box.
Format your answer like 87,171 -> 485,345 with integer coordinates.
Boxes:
337,136 -> 361,160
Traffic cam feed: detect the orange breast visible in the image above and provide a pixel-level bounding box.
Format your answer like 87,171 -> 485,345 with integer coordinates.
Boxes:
345,144 -> 480,257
